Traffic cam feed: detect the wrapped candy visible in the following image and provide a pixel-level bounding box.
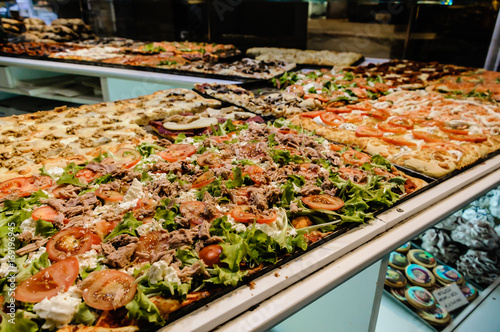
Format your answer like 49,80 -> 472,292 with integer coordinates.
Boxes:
435,210 -> 463,231
456,249 -> 499,285
420,229 -> 460,264
451,220 -> 500,251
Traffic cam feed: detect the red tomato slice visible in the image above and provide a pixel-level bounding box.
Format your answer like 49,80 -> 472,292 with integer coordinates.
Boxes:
212,132 -> 236,143
13,257 -> 79,303
0,176 -> 52,198
320,113 -> 345,127
32,206 -> 61,223
344,114 -> 364,123
355,126 -> 383,137
342,150 -> 371,166
95,187 -> 124,202
381,136 -> 417,147
81,270 -> 137,310
325,106 -> 352,113
95,219 -> 120,236
448,134 -> 488,143
422,142 -> 467,153
240,143 -> 267,160
412,131 -> 444,143
135,231 -> 168,262
440,126 -> 469,135
180,201 -> 206,225
274,145 -> 301,156
115,148 -> 141,169
347,102 -> 372,112
231,187 -> 252,205
256,210 -> 278,224
277,128 -> 298,135
299,163 -> 321,180
192,171 -> 215,189
46,227 -> 101,261
241,165 -> 266,185
304,93 -> 330,102
377,122 -> 407,134
302,194 -> 344,211
338,167 -> 368,184
230,206 -> 256,223
159,144 -> 197,162
374,82 -> 390,92
388,116 -> 414,129
362,109 -> 389,121
199,244 -> 223,267
300,111 -> 325,118
76,169 -> 102,183
286,84 -> 305,97
330,144 -> 345,152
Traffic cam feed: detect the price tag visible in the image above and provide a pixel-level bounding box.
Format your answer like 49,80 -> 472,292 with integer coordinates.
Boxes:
432,283 -> 468,312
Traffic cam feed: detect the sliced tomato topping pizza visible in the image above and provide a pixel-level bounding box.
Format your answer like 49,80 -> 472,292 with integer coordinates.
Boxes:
0,119 -> 425,330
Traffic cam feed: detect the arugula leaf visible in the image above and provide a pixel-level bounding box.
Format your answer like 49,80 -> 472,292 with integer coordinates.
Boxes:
125,289 -> 165,325
38,165 -> 53,179
220,233 -> 249,271
368,154 -> 393,171
91,151 -> 111,163
159,60 -> 178,66
174,134 -> 187,144
225,167 -> 249,189
136,142 -> 165,157
154,198 -> 180,231
104,212 -> 142,242
270,148 -> 307,165
34,219 -> 58,237
232,159 -> 256,166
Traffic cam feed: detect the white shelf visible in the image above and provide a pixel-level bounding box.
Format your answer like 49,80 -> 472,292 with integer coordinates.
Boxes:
0,85 -> 103,104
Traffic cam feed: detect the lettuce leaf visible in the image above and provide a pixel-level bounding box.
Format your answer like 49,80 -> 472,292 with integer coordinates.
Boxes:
16,252 -> 50,283
72,303 -> 97,325
34,219 -> 57,237
125,289 -> 165,325
0,310 -> 39,332
104,212 -> 142,242
206,266 -> 248,287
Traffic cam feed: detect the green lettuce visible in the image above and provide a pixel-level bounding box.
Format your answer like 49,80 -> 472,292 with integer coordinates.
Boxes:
104,212 -> 142,242
125,289 -> 165,325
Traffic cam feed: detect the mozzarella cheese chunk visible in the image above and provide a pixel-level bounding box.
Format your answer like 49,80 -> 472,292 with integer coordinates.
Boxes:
33,286 -> 82,330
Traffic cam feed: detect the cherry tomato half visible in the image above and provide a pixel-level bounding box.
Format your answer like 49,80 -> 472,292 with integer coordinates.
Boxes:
159,144 -> 197,162
81,269 -> 137,310
302,194 -> 344,211
46,227 -> 101,261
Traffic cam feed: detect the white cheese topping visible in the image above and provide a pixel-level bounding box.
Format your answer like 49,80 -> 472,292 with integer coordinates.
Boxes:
26,247 -> 46,265
0,255 -> 16,278
46,167 -> 65,180
20,217 -> 36,235
33,286 -> 82,330
338,122 -> 358,131
117,178 -> 145,213
77,249 -> 103,273
177,189 -> 198,202
147,261 -> 182,285
254,208 -> 297,239
136,220 -> 164,237
225,214 -> 248,233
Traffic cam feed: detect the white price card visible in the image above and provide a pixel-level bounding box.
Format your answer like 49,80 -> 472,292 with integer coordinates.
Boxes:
432,283 -> 468,312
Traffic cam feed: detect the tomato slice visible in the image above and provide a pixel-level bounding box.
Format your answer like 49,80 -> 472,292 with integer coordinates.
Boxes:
81,270 -> 137,310
231,187 -> 252,205
362,109 -> 389,121
46,227 -> 101,261
412,131 -> 444,143
346,101 -> 372,111
240,143 -> 267,160
302,194 -> 344,211
0,176 -> 52,198
180,201 -> 206,225
422,142 -> 466,153
256,210 -> 278,224
32,206 -> 61,223
230,206 -> 256,223
13,257 -> 79,303
76,169 -> 102,184
243,165 -> 267,185
344,114 -> 364,123
388,116 -> 414,129
277,128 -> 298,135
304,93 -> 330,102
330,144 -> 345,152
320,112 -> 345,127
419,120 -> 444,128
381,136 -> 417,147
159,144 -> 197,162
199,244 -> 223,267
192,171 -> 215,189
325,106 -> 352,113
300,111 -> 325,118
355,126 -> 383,137
115,148 -> 141,169
95,219 -> 120,236
342,150 -> 371,166
212,132 -> 236,143
338,167 -> 368,184
377,122 -> 407,134
135,231 -> 168,262
286,84 -> 305,97
299,163 -> 321,180
95,187 -> 124,202
448,134 -> 488,143
274,145 -> 301,156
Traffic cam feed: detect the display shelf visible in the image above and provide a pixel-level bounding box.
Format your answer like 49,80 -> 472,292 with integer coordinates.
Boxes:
156,155 -> 500,331
0,85 -> 102,104
0,56 -> 241,102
